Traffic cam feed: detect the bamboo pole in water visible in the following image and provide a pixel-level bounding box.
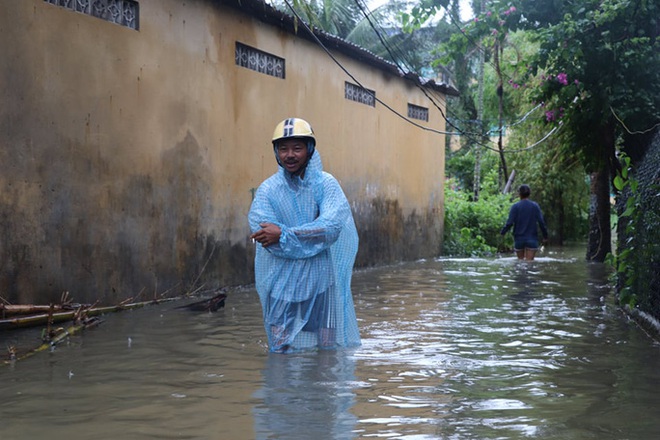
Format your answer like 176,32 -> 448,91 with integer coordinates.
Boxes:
1,297 -> 179,365
1,288 -> 226,365
0,304 -> 70,316
5,315 -> 102,364
0,299 -> 178,330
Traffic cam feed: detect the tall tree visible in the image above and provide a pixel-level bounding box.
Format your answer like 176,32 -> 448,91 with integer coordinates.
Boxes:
272,0 -> 455,75
406,0 -> 660,261
524,0 -> 660,260
275,0 -> 363,37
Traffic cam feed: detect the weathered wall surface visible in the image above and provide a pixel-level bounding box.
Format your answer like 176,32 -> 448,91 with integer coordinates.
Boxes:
0,0 -> 447,304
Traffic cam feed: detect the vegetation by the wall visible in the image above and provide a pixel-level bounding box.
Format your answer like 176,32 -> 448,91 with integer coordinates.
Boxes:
613,133 -> 660,320
443,133 -> 589,257
443,177 -> 510,257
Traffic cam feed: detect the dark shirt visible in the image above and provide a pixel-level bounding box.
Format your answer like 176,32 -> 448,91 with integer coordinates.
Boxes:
500,198 -> 548,240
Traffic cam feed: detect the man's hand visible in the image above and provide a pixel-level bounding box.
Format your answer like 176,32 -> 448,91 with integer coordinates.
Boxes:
250,223 -> 282,247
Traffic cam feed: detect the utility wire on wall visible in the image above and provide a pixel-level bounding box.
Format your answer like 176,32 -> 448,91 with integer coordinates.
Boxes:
352,0 -> 465,135
280,0 -> 559,153
281,0 -> 459,135
281,0 -> 505,143
350,0 -> 539,148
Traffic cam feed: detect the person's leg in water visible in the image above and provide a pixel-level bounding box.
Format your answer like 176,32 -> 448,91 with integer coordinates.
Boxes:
271,325 -> 290,351
319,327 -> 336,347
268,299 -> 296,353
524,248 -> 538,260
514,240 -> 525,260
523,238 -> 539,261
514,238 -> 539,261
305,289 -> 337,348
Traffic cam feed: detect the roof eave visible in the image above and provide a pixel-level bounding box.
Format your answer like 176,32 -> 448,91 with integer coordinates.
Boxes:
216,0 -> 459,97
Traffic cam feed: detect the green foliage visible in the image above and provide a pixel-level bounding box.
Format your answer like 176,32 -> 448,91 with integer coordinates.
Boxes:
608,151 -> 660,312
482,31 -> 539,126
273,0 -> 363,38
443,180 -> 511,256
608,153 -> 639,307
505,123 -> 590,243
272,0 -> 454,76
526,0 -> 660,167
436,0 -> 660,161
414,0 -> 658,262
400,0 -> 449,32
446,147 -> 499,192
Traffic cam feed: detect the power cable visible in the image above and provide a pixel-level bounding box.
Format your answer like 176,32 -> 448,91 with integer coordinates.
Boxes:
281,0 -> 460,135
279,0 -> 555,153
610,106 -> 660,135
351,0 -> 464,134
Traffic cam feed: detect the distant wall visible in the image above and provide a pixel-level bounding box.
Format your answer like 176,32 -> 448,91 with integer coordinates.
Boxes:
0,0 -> 448,304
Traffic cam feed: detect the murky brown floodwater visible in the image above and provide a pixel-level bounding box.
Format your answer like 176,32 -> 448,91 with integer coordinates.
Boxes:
2,245 -> 660,439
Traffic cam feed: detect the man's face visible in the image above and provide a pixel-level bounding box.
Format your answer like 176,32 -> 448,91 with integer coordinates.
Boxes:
276,138 -> 309,174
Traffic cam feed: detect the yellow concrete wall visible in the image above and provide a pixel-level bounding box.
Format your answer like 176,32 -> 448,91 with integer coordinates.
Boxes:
0,0 -> 446,304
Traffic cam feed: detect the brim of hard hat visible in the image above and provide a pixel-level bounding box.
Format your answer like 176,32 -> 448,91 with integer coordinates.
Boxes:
272,135 -> 316,143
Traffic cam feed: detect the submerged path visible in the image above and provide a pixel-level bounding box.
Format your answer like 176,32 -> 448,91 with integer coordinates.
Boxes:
2,246 -> 660,439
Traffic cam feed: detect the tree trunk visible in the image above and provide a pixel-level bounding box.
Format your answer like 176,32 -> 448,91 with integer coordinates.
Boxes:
586,169 -> 612,261
557,187 -> 565,246
473,0 -> 486,202
473,45 -> 485,202
586,123 -> 618,261
494,41 -> 508,189
587,171 -> 612,262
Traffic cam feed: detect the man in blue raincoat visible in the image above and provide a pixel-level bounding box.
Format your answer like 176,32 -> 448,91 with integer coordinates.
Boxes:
249,118 -> 361,353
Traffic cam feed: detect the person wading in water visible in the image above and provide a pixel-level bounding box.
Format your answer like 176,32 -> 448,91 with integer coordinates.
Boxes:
500,184 -> 549,261
248,118 -> 361,353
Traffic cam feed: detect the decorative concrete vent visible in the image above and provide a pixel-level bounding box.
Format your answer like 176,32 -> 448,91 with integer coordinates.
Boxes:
44,0 -> 139,30
345,82 -> 375,107
235,42 -> 285,79
408,103 -> 429,121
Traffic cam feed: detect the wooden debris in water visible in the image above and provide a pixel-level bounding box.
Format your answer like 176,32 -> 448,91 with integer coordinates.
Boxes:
177,289 -> 227,312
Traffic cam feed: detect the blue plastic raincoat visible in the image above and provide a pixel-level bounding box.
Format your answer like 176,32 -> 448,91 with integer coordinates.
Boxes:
248,150 -> 361,353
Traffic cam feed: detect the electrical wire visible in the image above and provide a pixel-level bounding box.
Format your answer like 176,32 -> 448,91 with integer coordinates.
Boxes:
353,0 -> 537,156
281,0 -> 460,135
505,124 -> 562,153
610,106 -> 660,135
350,0 -> 493,141
279,0 -> 557,154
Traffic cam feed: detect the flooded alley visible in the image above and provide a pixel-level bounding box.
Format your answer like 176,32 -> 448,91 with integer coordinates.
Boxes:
2,245 -> 660,439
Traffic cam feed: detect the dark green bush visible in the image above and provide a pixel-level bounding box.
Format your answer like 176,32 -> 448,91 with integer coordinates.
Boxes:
443,181 -> 511,256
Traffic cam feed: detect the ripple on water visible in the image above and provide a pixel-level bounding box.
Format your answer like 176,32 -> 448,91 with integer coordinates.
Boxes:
3,248 -> 660,439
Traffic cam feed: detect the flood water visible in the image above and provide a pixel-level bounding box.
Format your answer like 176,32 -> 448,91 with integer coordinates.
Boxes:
2,246 -> 660,439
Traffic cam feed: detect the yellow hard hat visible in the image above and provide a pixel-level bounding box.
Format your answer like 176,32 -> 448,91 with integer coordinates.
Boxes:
272,118 -> 316,145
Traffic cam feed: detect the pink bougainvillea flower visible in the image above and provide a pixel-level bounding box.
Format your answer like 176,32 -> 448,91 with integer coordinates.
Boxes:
557,72 -> 568,85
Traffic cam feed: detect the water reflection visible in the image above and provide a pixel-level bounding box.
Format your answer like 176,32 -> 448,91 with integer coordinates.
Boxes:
2,246 -> 660,439
253,351 -> 358,440
351,249 -> 660,439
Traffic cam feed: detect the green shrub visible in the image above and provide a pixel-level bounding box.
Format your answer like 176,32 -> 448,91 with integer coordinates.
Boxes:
443,181 -> 512,256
